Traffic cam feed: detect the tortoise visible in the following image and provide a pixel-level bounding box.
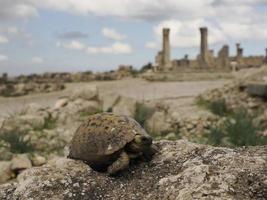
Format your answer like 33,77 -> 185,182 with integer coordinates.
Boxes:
68,112 -> 156,175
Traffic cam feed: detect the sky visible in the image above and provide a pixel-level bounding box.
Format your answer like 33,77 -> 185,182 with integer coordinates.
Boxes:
0,0 -> 267,75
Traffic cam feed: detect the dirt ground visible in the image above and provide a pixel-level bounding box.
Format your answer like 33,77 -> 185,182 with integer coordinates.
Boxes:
0,78 -> 228,118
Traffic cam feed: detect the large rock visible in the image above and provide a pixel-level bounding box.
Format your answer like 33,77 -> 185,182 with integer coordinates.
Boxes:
246,83 -> 267,99
71,85 -> 98,101
10,154 -> 32,172
145,111 -> 173,135
23,103 -> 43,114
2,114 -> 46,131
112,96 -> 137,117
17,115 -> 45,130
0,140 -> 266,199
31,155 -> 46,167
54,98 -> 69,109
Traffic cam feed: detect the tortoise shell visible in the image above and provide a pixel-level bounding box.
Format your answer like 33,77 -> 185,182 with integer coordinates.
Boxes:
68,112 -> 149,164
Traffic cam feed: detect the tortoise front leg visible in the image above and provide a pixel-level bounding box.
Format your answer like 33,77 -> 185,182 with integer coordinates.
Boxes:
107,151 -> 130,175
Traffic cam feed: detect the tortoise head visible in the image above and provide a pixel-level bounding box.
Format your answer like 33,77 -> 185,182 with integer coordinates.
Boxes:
126,129 -> 153,153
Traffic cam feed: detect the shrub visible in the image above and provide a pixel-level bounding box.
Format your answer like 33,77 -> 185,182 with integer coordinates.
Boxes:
207,126 -> 225,146
225,108 -> 267,146
0,129 -> 34,154
43,117 -> 57,130
208,99 -> 228,116
140,62 -> 153,73
134,102 -> 154,127
205,107 -> 267,147
196,97 -> 228,116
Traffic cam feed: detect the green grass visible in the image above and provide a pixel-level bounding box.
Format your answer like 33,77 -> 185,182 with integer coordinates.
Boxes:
0,129 -> 34,154
43,117 -> 57,130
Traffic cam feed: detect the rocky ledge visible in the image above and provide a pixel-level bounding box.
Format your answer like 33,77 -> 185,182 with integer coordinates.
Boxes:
0,140 -> 266,200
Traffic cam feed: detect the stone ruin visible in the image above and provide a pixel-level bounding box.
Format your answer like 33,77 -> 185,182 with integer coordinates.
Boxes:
154,27 -> 267,72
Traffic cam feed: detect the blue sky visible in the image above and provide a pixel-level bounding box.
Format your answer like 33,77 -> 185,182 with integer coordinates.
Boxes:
0,0 -> 267,75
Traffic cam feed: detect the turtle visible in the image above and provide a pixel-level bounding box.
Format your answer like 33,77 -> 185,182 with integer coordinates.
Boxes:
68,112 -> 156,175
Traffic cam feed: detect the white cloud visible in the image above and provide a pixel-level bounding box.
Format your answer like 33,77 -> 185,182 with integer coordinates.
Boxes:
57,31 -> 88,39
145,42 -> 158,49
35,0 -> 214,20
57,39 -> 132,55
0,54 -> 8,61
57,40 -> 86,50
6,26 -> 19,34
0,35 -> 9,44
33,0 -> 267,45
32,56 -> 44,64
152,19 -> 226,48
0,0 -> 38,20
87,42 -> 132,54
0,26 -> 33,47
102,28 -> 126,41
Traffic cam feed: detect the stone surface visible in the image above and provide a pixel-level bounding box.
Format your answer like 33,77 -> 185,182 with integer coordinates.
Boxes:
112,96 -> 137,117
0,162 -> 13,184
17,115 -> 45,130
246,83 -> 267,99
10,154 -> 32,172
1,140 -> 266,200
101,93 -> 120,112
3,113 -> 46,131
71,85 -> 98,101
146,111 -> 172,135
31,155 -> 46,167
54,98 -> 69,109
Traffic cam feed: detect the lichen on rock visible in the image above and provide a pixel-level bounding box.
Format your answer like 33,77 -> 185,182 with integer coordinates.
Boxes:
0,140 -> 266,200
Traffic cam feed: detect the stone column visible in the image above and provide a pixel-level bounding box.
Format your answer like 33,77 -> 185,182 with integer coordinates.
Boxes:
236,43 -> 243,64
162,28 -> 171,69
155,51 -> 163,68
200,27 -> 208,64
2,73 -> 7,81
236,43 -> 243,57
217,45 -> 229,68
236,43 -> 240,53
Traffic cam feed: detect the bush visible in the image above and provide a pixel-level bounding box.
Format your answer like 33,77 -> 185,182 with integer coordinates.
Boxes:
208,99 -> 228,116
205,107 -> 267,147
140,62 -> 153,73
134,102 -> 154,127
43,117 -> 57,130
207,126 -> 225,146
225,108 -> 267,146
196,97 -> 228,116
0,129 -> 34,154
